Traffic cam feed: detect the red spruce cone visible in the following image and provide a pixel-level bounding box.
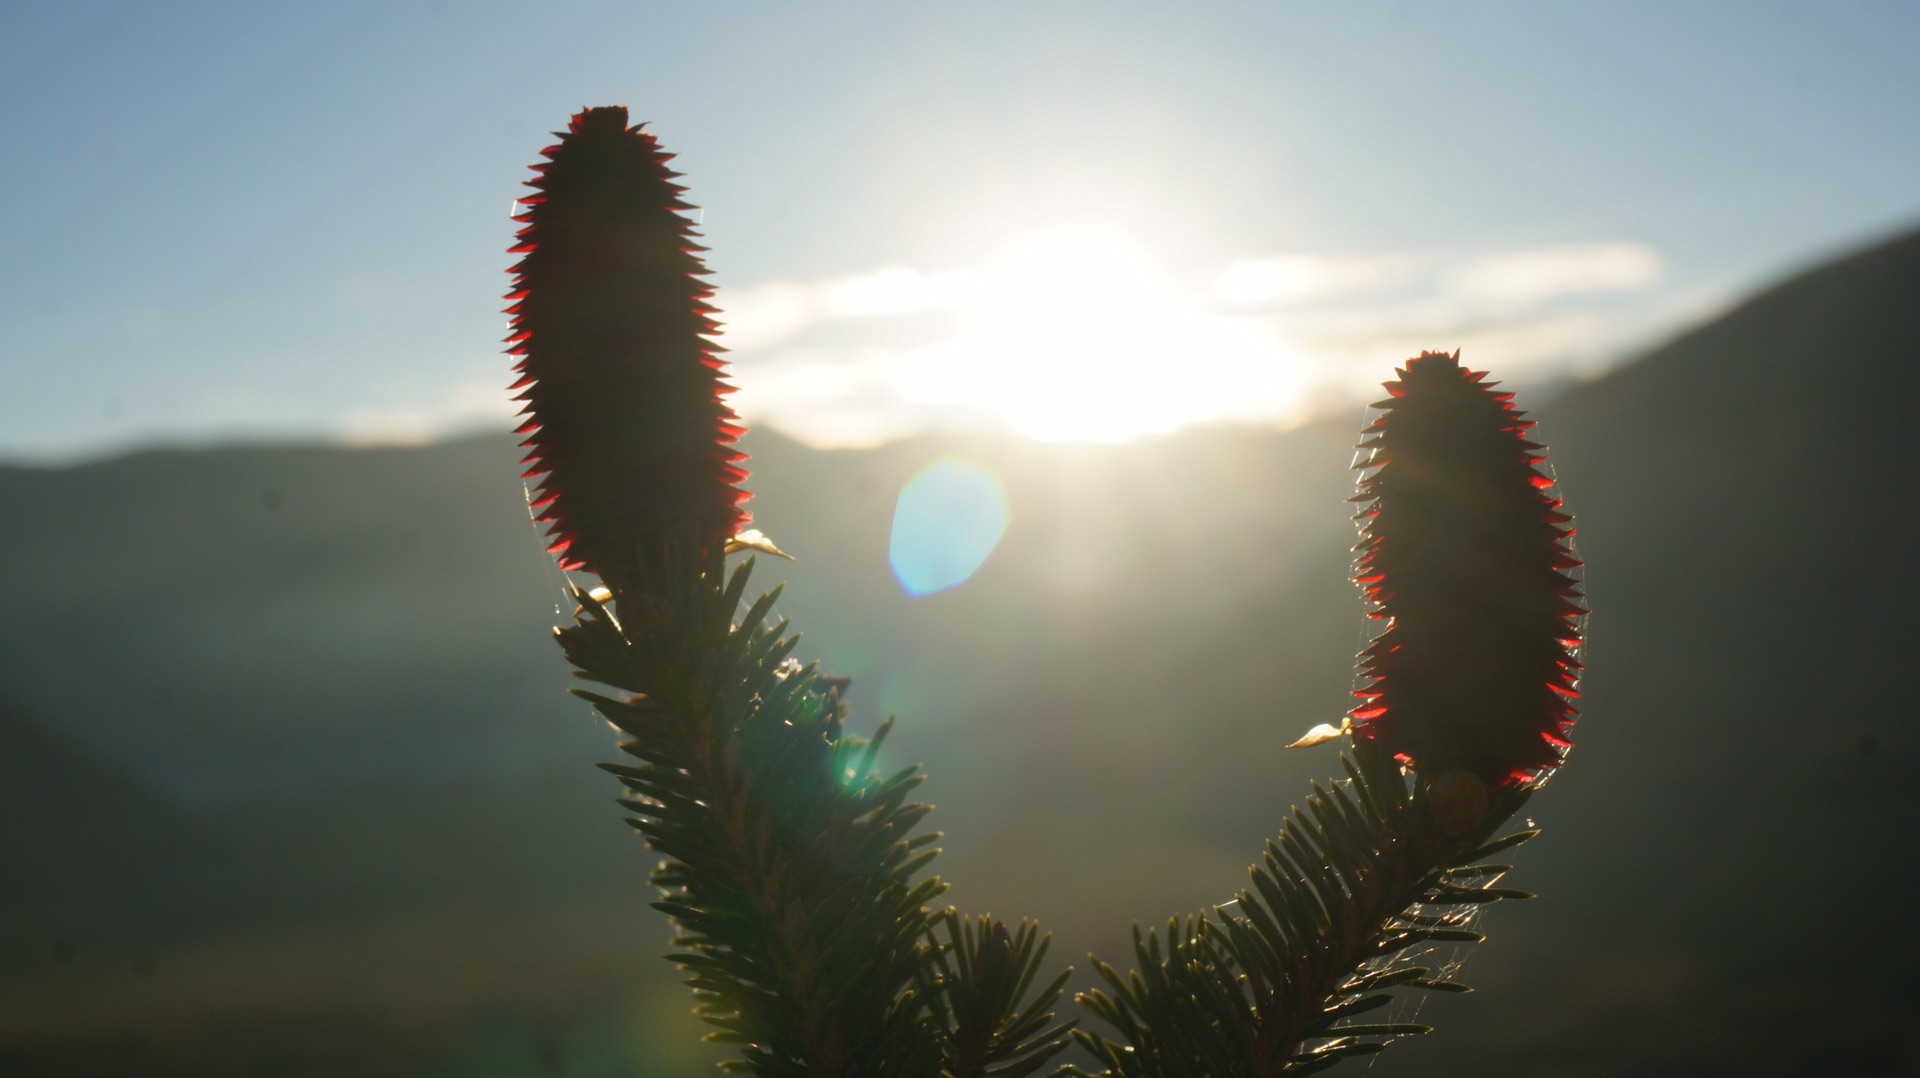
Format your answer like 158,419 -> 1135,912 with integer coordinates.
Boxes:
505,106 -> 749,579
1349,351 -> 1584,786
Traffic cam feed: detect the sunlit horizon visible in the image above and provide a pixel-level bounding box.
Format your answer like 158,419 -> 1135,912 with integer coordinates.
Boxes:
4,228 -> 1735,465
713,225 -> 1721,452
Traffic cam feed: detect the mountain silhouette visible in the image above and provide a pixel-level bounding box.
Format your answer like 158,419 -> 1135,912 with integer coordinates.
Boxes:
1462,224 -> 1920,1077
2,225 -> 1916,1075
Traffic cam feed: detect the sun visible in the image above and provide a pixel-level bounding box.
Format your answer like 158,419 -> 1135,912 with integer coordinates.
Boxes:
901,229 -> 1301,442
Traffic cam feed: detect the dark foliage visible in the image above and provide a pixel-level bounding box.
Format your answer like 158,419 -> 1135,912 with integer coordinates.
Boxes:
1068,746 -> 1539,1076
555,546 -> 1072,1075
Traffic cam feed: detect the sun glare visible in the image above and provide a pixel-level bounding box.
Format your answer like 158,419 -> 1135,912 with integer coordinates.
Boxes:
901,230 -> 1303,442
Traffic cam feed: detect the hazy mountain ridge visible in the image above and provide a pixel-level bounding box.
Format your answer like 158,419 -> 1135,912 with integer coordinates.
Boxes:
4,227 -> 1919,1075
1446,224 -> 1920,1077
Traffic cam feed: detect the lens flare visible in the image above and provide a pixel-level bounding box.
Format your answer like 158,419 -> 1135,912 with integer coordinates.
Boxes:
888,458 -> 1009,596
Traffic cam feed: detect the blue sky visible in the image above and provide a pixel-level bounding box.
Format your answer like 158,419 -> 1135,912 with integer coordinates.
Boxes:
5,1 -> 1918,460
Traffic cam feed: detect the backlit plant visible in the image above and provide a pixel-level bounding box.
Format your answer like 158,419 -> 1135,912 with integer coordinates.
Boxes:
507,107 -> 1585,1076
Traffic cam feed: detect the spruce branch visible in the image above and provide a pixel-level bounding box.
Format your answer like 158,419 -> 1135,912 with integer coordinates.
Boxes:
503,107 -> 1076,1075
1068,746 -> 1539,1075
559,547 -> 947,1075
920,912 -> 1079,1078
500,102 -> 1584,1075
1068,350 -> 1584,1075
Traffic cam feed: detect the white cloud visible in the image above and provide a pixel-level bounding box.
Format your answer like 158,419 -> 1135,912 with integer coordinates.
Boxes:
1307,311 -> 1618,398
338,379 -> 518,447
1217,244 -> 1662,309
815,266 -> 978,320
185,377 -> 520,451
713,267 -> 978,354
711,280 -> 814,353
581,237 -> 1685,449
1445,242 -> 1662,303
732,348 -> 935,448
1216,253 -> 1425,306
